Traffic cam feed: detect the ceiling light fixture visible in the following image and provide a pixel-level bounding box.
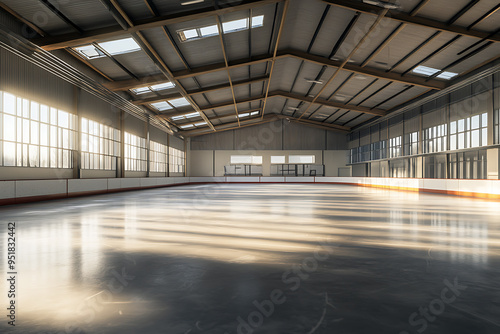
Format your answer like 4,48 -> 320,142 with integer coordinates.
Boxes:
181,0 -> 204,5
363,0 -> 401,10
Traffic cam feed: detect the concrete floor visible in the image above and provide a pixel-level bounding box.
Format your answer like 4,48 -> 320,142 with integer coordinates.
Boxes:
0,183 -> 499,334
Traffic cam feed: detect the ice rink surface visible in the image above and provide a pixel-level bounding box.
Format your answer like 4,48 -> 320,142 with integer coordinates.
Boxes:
0,183 -> 499,334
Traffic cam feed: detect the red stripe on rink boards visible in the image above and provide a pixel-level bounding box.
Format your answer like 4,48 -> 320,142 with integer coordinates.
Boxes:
0,180 -> 499,207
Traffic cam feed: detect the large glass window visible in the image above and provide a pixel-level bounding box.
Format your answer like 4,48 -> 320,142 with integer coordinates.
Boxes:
169,147 -> 185,174
0,91 -> 76,168
389,136 -> 402,158
150,141 -> 167,173
81,118 -> 120,170
124,132 -> 147,171
404,132 -> 419,156
288,155 -> 316,164
424,124 -> 447,153
449,113 -> 487,150
230,155 -> 263,164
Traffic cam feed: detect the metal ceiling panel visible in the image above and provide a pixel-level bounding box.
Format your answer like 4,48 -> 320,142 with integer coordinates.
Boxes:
113,51 -> 162,78
84,56 -> 135,81
279,0 -> 327,51
1,0 -> 68,34
140,28 -> 188,72
453,0 -> 500,31
308,7 -> 358,57
416,0 -> 475,22
114,0 -> 154,22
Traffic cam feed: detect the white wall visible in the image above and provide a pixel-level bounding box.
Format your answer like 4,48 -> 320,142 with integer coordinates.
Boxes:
189,150 -> 348,177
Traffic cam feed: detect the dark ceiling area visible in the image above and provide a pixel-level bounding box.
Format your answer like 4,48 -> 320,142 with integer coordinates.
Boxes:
1,0 -> 499,137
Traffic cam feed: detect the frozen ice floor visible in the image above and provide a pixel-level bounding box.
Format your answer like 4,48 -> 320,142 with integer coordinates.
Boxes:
0,183 -> 499,334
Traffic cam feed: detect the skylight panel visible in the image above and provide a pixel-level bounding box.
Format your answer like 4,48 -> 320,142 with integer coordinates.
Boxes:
181,29 -> 199,41
223,18 -> 248,33
74,45 -> 104,59
436,71 -> 458,80
151,101 -> 173,111
200,25 -> 219,37
150,82 -> 175,91
169,97 -> 191,108
195,122 -> 206,126
184,112 -> 199,118
238,113 -> 250,118
251,15 -> 264,28
131,87 -> 151,95
250,111 -> 259,116
413,65 -> 440,76
98,38 -> 141,56
179,124 -> 194,129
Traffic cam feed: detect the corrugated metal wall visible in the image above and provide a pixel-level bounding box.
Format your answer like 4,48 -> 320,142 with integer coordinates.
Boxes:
191,120 -> 348,151
169,135 -> 185,151
0,47 -> 74,112
79,90 -> 120,128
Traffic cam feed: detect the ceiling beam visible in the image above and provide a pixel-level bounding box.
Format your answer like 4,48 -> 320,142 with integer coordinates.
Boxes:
321,0 -> 500,43
262,0 -> 289,119
104,0 -> 215,131
104,49 -> 446,92
275,115 -> 350,132
273,91 -> 386,116
187,75 -> 270,95
215,15 -> 241,126
160,91 -> 386,119
180,115 -> 281,136
177,109 -> 262,127
33,0 -> 283,51
103,74 -> 167,91
173,53 -> 273,80
131,93 -> 183,106
284,50 -> 446,90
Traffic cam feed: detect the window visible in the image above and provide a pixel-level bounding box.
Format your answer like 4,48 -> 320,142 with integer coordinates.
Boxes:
271,156 -> 285,164
74,37 -> 141,59
124,132 -> 147,171
289,155 -> 315,164
0,91 -> 76,168
371,140 -> 387,160
230,155 -> 262,164
81,118 -> 120,170
169,147 -> 185,173
130,82 -> 175,95
150,141 -> 167,173
449,113 -> 487,150
178,15 -> 264,42
151,98 -> 192,112
404,132 -> 419,156
413,65 -> 458,80
389,136 -> 402,158
423,124 -> 447,153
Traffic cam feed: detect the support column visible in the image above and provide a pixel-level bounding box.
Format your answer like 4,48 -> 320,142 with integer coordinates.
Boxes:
146,116 -> 150,177
118,110 -> 125,178
72,86 -> 81,179
167,134 -> 170,177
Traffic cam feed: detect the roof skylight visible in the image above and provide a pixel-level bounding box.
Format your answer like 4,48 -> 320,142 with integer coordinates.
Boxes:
179,124 -> 194,129
413,65 -> 458,80
238,111 -> 259,118
74,37 -> 141,60
169,97 -> 191,108
151,101 -> 173,111
171,112 -> 200,121
436,71 -> 458,80
223,18 -> 248,33
178,15 -> 264,42
131,82 -> 175,95
150,82 -> 175,91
